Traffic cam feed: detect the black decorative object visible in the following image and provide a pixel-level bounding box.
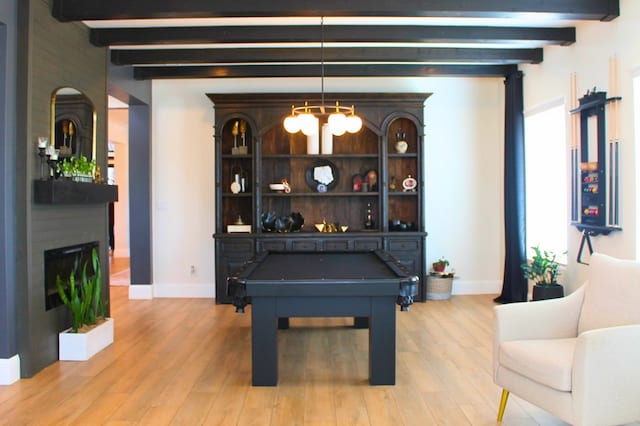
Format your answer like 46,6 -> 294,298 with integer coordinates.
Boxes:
261,211 -> 304,233
290,212 -> 304,231
389,220 -> 417,231
364,203 -> 375,229
261,211 -> 277,232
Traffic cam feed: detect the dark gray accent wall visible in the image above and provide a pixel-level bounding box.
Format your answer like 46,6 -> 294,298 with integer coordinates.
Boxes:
129,104 -> 152,285
108,62 -> 153,288
0,0 -> 18,359
16,0 -> 109,377
109,63 -> 151,105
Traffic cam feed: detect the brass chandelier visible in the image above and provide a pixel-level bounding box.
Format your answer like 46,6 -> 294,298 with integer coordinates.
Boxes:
283,17 -> 362,137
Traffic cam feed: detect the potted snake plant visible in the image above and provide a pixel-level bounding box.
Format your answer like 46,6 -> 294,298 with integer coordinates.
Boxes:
56,248 -> 113,360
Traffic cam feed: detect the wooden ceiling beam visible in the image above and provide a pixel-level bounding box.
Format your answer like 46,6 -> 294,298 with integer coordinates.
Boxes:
132,63 -> 518,80
111,47 -> 543,65
53,0 -> 619,21
91,25 -> 575,47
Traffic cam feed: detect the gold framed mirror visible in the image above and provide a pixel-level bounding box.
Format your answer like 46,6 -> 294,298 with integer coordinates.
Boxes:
50,87 -> 96,160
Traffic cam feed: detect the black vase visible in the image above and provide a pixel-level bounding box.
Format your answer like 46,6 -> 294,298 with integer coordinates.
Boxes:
532,283 -> 564,301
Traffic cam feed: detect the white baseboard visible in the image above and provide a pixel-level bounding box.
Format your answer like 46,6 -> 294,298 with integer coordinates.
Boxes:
452,279 -> 501,295
129,284 -> 154,299
0,355 -> 20,385
153,283 -> 215,298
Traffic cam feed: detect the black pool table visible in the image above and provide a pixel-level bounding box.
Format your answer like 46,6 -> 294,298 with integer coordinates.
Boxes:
227,250 -> 419,386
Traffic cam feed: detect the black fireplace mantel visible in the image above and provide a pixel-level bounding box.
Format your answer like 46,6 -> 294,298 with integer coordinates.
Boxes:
33,180 -> 118,204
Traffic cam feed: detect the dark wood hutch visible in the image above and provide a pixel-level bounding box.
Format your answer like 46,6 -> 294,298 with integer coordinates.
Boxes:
207,93 -> 430,303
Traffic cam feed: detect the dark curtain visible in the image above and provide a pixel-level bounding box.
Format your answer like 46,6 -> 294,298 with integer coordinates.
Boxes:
495,71 -> 528,303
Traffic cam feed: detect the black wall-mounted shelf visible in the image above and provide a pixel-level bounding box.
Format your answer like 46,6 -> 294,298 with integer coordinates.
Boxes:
34,180 -> 118,204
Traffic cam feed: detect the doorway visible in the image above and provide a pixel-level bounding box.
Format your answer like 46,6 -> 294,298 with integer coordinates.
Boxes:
108,96 -> 130,285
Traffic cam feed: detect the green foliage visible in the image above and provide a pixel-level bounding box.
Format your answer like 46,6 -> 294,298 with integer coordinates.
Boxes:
58,155 -> 96,178
432,257 -> 450,270
521,246 -> 561,286
56,248 -> 107,333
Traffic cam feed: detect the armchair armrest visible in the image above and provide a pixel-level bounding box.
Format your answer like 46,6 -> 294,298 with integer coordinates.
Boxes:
493,285 -> 586,379
572,324 -> 640,426
494,284 -> 585,344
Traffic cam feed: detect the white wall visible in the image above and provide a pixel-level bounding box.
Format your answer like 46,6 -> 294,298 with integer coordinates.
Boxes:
520,0 -> 640,292
151,77 -> 506,298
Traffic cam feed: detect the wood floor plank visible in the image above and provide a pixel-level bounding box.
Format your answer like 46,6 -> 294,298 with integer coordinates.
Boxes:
1,287 -> 589,425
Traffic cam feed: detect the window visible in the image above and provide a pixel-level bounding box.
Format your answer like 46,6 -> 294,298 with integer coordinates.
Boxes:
524,102 -> 568,262
634,74 -> 640,259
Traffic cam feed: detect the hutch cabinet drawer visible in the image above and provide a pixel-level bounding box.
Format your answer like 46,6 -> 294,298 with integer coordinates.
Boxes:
291,240 -> 320,251
387,239 -> 420,251
322,239 -> 352,251
258,239 -> 289,252
219,239 -> 254,254
354,238 -> 382,250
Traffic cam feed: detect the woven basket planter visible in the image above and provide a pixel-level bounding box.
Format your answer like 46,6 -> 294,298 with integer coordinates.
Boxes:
426,275 -> 453,300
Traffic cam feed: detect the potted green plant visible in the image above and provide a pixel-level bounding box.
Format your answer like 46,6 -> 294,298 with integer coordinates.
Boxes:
56,248 -> 113,360
432,257 -> 450,273
521,246 -> 564,301
427,257 -> 455,300
58,155 -> 95,182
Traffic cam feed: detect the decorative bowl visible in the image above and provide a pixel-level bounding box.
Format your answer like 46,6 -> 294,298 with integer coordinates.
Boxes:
269,183 -> 286,192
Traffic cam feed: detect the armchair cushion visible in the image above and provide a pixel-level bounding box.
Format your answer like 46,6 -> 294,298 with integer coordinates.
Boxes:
578,253 -> 640,334
499,338 -> 575,391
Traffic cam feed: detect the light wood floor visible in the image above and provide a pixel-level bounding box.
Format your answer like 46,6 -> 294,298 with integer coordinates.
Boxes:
0,289 -> 569,425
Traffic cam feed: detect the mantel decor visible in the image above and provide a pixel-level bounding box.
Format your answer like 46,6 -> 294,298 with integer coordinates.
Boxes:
34,180 -> 118,204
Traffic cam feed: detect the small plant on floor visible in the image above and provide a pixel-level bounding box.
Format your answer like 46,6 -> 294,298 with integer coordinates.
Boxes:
521,246 -> 560,285
56,248 -> 108,332
431,257 -> 454,277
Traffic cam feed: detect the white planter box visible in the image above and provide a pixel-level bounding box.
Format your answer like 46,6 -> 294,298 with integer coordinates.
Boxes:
59,318 -> 114,361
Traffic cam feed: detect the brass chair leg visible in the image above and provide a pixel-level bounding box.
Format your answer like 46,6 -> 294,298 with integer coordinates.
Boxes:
497,389 -> 510,421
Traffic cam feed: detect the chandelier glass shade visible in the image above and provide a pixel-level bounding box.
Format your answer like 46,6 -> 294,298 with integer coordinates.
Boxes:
283,17 -> 363,137
284,101 -> 362,136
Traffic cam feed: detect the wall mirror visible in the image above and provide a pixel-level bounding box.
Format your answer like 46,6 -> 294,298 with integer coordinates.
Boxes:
50,87 -> 96,160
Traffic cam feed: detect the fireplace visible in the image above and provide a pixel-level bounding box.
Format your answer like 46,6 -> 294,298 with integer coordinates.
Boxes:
44,241 -> 98,310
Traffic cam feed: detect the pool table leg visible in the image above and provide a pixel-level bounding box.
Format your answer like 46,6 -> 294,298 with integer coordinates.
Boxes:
251,297 -> 278,386
369,297 -> 396,385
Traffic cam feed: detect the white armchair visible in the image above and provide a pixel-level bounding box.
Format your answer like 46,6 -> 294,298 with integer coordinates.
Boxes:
493,253 -> 640,426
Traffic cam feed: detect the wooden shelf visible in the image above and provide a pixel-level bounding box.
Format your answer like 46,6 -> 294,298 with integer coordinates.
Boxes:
262,154 -> 378,159
33,180 -> 118,204
262,191 -> 379,197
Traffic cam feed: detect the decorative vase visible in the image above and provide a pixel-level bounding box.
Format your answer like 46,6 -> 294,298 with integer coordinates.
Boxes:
59,317 -> 114,361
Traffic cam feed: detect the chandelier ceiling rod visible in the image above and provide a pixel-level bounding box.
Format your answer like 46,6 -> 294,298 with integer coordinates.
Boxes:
282,16 -> 362,137
321,16 -> 325,112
